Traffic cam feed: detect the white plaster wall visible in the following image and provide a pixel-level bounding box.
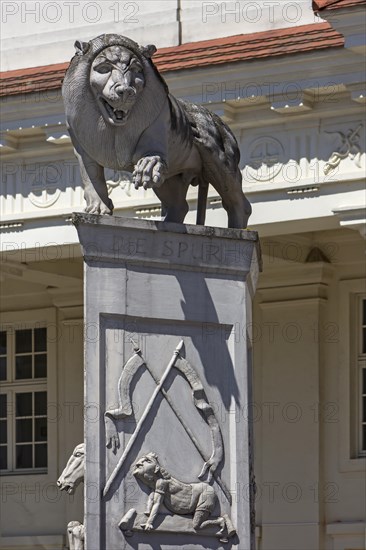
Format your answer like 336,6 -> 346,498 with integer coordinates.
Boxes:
0,293 -> 84,543
180,0 -> 318,43
1,0 -> 180,71
1,0 -> 320,71
253,231 -> 366,550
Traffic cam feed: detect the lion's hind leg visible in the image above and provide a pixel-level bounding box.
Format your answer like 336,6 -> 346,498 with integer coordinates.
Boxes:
209,168 -> 251,229
153,175 -> 190,224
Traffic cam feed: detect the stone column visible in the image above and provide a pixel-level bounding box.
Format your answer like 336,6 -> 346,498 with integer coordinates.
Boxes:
255,262 -> 334,550
73,213 -> 261,550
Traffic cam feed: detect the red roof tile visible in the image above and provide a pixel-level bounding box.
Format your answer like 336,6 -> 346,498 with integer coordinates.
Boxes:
313,0 -> 366,10
0,23 -> 344,98
153,23 -> 343,72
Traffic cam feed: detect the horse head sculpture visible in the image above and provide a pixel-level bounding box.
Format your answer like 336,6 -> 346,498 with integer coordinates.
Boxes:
57,443 -> 85,494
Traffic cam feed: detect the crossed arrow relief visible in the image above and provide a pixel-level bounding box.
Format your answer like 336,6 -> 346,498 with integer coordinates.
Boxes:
103,339 -> 231,503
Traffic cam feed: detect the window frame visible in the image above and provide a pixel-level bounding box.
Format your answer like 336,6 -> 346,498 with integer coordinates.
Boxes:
338,279 -> 366,471
357,296 -> 366,457
0,308 -> 57,478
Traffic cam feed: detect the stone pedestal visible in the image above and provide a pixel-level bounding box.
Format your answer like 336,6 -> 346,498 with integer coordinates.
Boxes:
73,213 -> 261,550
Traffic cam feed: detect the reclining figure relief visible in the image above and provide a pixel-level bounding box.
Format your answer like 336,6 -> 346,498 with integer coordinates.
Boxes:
130,452 -> 236,542
62,34 -> 251,229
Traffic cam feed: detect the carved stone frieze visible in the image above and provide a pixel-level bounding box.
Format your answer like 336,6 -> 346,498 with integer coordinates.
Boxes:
246,136 -> 284,182
241,119 -> 365,192
29,186 -> 61,208
27,162 -> 63,208
324,123 -> 363,174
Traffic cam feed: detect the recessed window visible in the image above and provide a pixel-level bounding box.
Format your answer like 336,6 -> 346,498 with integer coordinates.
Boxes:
15,328 -> 47,380
357,296 -> 366,455
15,391 -> 47,469
0,331 -> 7,381
0,394 -> 8,470
0,325 -> 48,473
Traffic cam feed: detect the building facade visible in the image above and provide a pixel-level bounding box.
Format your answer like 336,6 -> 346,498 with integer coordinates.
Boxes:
0,1 -> 365,548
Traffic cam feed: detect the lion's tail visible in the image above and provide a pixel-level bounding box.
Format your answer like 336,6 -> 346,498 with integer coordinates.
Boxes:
196,179 -> 209,225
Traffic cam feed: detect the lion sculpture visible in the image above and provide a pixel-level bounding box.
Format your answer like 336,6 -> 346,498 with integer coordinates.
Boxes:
62,34 -> 251,229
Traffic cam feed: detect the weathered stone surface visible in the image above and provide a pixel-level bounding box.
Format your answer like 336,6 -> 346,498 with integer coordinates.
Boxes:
74,213 -> 260,549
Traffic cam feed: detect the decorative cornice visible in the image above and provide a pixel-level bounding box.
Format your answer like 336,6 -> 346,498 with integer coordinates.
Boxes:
332,205 -> 366,237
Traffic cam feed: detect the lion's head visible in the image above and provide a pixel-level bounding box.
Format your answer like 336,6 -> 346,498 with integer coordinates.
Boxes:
63,35 -> 169,166
89,45 -> 145,126
63,35 -> 167,126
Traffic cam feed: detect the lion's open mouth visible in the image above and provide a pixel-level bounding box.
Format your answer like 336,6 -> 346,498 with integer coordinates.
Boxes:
99,98 -> 129,125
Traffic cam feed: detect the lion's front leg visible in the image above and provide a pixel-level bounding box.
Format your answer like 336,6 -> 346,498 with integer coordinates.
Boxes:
133,156 -> 168,190
74,147 -> 114,215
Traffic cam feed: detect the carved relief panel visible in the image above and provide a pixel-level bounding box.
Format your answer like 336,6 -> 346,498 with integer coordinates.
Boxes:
98,315 -> 242,548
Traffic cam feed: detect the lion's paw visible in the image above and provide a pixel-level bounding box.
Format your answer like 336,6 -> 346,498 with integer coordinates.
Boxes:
84,198 -> 114,215
133,156 -> 167,190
